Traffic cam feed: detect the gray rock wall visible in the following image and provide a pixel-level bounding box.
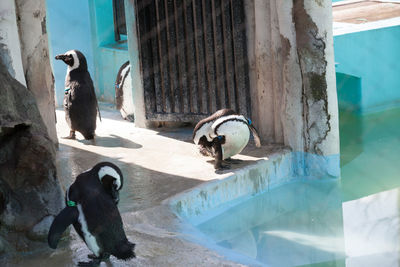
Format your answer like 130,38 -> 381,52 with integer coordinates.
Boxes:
0,58 -> 63,254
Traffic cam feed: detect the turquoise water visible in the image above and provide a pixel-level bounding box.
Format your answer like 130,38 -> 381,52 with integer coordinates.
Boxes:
196,108 -> 400,266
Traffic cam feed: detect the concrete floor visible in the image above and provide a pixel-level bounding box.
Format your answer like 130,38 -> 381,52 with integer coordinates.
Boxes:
4,105 -> 279,266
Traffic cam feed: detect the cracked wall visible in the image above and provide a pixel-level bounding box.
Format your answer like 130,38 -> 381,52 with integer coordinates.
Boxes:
246,0 -> 339,177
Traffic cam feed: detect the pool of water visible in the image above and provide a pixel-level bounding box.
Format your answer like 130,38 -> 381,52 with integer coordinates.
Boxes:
194,107 -> 400,266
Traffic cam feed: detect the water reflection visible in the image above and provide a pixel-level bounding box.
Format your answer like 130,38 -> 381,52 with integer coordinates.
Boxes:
198,180 -> 345,266
343,188 -> 400,266
340,108 -> 400,201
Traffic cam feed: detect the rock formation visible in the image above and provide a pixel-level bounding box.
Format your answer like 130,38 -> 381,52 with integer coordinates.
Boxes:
0,58 -> 63,254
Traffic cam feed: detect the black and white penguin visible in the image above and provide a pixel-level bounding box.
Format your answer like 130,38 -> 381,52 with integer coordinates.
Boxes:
55,50 -> 101,140
115,61 -> 134,121
48,162 -> 135,266
193,109 -> 261,170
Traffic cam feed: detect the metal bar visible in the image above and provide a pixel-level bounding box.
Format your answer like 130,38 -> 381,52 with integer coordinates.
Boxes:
211,0 -> 222,109
172,0 -> 183,113
155,0 -> 167,112
201,0 -> 212,113
229,0 -> 239,113
182,0 -> 194,113
192,0 -> 202,113
221,0 -> 235,110
231,0 -> 250,117
137,0 -> 157,114
164,0 -> 175,113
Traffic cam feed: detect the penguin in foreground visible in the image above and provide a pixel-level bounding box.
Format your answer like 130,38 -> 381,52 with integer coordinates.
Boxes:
48,162 -> 136,266
55,50 -> 101,140
115,61 -> 135,121
193,109 -> 261,170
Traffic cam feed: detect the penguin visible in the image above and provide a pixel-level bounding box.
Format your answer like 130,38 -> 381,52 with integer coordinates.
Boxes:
115,61 -> 134,121
55,50 -> 101,140
193,109 -> 261,170
48,162 -> 135,266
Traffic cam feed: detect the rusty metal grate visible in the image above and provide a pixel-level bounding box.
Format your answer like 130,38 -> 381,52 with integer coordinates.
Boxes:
135,0 -> 250,121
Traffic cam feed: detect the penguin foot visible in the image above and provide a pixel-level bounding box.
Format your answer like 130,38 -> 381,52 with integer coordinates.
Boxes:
225,158 -> 243,164
62,131 -> 76,140
84,134 -> 95,140
87,253 -> 110,260
77,259 -> 101,267
214,163 -> 230,173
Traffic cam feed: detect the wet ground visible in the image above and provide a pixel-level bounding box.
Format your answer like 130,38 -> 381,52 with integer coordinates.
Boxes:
2,105 -> 274,266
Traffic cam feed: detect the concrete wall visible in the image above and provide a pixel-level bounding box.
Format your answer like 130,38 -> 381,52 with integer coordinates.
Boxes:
334,26 -> 400,114
245,0 -> 339,177
47,0 -> 129,106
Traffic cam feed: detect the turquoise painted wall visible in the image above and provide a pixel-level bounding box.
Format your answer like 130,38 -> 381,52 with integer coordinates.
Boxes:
46,0 -> 95,106
47,0 -> 129,106
88,0 -> 129,103
334,26 -> 400,114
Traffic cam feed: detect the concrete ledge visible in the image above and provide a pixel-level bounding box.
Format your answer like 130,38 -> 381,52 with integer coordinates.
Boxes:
166,149 -> 340,226
166,148 -> 294,225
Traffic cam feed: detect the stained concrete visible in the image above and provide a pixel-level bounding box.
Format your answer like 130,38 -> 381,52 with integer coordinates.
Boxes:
1,105 -> 284,266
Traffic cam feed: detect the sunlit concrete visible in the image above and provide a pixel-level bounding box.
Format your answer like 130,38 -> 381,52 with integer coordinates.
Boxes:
3,105 -> 283,266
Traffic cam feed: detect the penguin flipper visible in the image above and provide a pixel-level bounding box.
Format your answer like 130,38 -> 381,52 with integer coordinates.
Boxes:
248,124 -> 261,147
48,206 -> 79,249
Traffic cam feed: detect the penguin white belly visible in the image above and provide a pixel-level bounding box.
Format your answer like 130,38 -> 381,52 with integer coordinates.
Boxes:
217,121 -> 250,159
120,68 -> 134,121
77,204 -> 100,256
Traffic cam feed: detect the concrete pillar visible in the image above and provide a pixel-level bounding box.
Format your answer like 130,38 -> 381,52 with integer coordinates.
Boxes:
125,0 -> 148,128
13,0 -> 58,144
0,0 -> 26,86
246,0 -> 340,177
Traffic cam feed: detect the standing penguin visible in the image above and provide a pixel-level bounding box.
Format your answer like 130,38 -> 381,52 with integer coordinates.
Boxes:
55,50 -> 101,140
48,162 -> 135,266
115,61 -> 135,121
193,109 -> 261,170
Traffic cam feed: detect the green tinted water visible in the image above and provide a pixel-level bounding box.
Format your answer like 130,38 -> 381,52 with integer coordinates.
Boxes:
196,108 -> 400,266
340,108 -> 400,201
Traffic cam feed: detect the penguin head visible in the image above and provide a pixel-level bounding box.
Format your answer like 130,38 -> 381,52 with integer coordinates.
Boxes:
92,162 -> 124,204
55,50 -> 88,72
193,109 -> 238,145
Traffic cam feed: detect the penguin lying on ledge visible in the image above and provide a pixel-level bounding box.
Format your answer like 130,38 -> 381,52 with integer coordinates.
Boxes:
48,162 -> 135,266
193,109 -> 261,170
55,50 -> 101,140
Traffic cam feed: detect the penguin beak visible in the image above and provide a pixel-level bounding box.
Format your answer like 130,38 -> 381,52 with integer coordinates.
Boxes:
111,186 -> 120,205
55,54 -> 74,66
55,54 -> 66,60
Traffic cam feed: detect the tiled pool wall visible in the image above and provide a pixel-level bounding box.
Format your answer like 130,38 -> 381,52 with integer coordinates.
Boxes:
168,150 -> 340,225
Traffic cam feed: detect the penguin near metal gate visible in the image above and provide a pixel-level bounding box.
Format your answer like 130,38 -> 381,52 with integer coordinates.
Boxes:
193,109 -> 261,170
55,50 -> 101,140
115,61 -> 135,121
48,162 -> 135,266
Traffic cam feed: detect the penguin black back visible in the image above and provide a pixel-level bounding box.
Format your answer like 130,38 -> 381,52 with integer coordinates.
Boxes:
48,162 -> 135,265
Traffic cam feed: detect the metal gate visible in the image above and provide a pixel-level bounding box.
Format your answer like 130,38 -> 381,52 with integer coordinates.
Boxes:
135,0 -> 250,121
